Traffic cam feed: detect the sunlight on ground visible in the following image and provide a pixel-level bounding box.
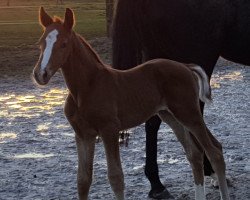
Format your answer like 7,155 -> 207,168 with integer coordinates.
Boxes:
221,71 -> 243,80
211,70 -> 243,89
0,132 -> 17,143
36,123 -> 51,135
168,157 -> 179,164
0,71 -> 243,118
56,124 -> 69,129
13,153 -> 54,159
210,81 -> 221,89
157,158 -> 180,164
132,165 -> 144,174
0,88 -> 67,119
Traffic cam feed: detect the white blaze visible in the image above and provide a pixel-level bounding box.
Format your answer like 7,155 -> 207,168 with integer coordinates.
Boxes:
41,29 -> 59,70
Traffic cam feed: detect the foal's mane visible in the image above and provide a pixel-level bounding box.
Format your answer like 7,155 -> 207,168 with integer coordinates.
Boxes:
53,16 -> 63,24
52,16 -> 103,65
76,34 -> 104,65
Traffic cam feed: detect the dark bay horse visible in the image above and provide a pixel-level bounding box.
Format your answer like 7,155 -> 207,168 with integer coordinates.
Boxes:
33,7 -> 229,200
112,0 -> 250,198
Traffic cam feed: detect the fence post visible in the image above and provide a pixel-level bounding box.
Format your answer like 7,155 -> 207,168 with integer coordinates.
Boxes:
106,0 -> 114,37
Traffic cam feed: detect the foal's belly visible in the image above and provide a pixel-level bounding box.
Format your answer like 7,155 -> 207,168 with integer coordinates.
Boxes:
117,99 -> 164,131
119,111 -> 155,130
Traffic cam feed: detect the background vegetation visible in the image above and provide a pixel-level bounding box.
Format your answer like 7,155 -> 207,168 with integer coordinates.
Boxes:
0,0 -> 106,47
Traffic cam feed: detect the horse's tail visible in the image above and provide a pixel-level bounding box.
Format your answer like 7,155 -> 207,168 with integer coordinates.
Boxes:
112,0 -> 143,69
189,65 -> 212,104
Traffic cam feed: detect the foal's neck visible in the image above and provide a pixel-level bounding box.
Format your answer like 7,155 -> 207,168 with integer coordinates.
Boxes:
61,32 -> 105,100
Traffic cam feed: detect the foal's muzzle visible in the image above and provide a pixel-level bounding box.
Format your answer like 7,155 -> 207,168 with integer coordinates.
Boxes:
33,68 -> 50,85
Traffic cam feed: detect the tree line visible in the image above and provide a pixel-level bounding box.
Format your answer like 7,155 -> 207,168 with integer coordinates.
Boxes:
5,0 -> 114,37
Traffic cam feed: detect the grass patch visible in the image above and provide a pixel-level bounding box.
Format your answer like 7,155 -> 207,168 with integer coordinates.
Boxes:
0,0 -> 106,47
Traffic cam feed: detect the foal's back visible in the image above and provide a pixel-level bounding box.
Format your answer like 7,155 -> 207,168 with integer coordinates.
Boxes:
105,59 -> 199,130
113,58 -> 197,100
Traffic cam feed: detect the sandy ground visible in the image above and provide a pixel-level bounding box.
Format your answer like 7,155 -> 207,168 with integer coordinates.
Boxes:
0,38 -> 249,200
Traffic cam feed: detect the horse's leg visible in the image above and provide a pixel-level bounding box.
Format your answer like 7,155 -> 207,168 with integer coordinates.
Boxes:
75,134 -> 96,200
169,103 -> 229,200
145,116 -> 173,199
205,127 -> 225,188
199,102 -> 221,187
190,125 -> 229,200
64,95 -> 96,200
197,59 -> 216,178
199,101 -> 216,179
68,125 -> 96,200
199,64 -> 221,185
158,111 -> 206,199
202,62 -> 231,188
102,131 -> 124,200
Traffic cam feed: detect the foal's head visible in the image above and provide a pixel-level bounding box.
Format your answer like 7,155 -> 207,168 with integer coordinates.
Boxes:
33,7 -> 75,85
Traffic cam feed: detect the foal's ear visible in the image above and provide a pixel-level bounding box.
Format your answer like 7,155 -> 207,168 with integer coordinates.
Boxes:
39,7 -> 53,28
64,8 -> 75,31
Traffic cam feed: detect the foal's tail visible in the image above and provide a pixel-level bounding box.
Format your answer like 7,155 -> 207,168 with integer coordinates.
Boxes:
189,65 -> 212,104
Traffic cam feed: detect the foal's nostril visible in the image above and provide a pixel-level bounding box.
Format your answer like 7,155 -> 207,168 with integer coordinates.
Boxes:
33,71 -> 38,80
42,70 -> 48,80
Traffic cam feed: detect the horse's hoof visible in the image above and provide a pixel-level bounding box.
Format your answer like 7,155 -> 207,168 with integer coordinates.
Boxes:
148,188 -> 175,199
211,178 -> 219,188
210,175 -> 233,189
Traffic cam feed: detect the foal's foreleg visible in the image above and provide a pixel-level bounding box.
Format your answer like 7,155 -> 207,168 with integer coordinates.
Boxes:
102,132 -> 124,200
158,111 -> 205,200
75,134 -> 96,200
65,96 -> 96,200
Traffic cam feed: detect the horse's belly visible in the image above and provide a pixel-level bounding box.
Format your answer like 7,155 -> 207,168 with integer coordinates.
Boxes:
118,100 -> 162,131
119,110 -> 157,131
222,41 -> 250,66
221,3 -> 250,65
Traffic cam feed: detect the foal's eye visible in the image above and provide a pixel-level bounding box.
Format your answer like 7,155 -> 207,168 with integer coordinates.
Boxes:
61,42 -> 67,48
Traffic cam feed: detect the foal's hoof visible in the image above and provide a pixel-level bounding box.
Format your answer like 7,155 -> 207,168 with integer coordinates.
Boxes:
148,188 -> 174,199
210,175 -> 233,189
211,178 -> 233,189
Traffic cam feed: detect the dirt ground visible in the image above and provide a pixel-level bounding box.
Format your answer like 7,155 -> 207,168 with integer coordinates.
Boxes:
0,38 -> 249,200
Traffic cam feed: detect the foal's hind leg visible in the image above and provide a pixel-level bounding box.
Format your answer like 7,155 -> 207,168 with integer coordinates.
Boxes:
168,103 -> 229,200
158,111 -> 206,200
205,127 -> 224,187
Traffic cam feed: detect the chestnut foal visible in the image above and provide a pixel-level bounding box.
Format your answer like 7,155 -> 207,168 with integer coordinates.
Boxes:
33,7 -> 229,200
